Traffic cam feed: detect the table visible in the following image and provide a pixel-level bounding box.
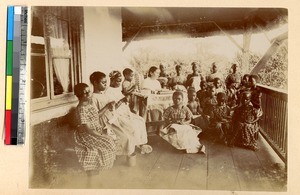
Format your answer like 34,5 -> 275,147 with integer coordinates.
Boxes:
132,91 -> 188,135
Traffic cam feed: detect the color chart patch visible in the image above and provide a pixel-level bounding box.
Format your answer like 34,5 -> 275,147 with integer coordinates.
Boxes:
5,6 -> 27,145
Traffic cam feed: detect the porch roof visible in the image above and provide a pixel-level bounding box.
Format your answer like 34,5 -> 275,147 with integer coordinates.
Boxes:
121,7 -> 288,41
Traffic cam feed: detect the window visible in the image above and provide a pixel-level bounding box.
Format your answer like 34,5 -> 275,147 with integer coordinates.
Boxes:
31,7 -> 84,111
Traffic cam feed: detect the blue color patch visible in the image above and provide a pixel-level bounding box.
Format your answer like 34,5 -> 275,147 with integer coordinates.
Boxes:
7,6 -> 14,40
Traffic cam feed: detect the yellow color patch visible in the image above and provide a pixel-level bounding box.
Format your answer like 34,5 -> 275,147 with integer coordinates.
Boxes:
6,76 -> 12,110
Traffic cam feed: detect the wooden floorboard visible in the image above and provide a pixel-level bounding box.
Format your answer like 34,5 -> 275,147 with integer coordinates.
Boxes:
93,135 -> 164,189
255,135 -> 287,191
38,134 -> 287,191
231,145 -> 274,191
206,135 -> 241,191
144,136 -> 184,189
173,152 -> 207,189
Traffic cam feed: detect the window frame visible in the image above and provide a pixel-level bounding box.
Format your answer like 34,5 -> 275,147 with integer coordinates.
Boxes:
31,7 -> 83,111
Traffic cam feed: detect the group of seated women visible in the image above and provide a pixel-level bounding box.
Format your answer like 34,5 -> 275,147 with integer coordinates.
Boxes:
73,70 -> 152,176
72,62 -> 262,176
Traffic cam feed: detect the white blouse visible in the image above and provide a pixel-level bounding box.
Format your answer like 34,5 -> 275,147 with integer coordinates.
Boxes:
105,86 -> 124,102
141,77 -> 162,91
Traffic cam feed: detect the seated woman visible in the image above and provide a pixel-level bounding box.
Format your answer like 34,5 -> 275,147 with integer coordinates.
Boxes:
160,91 -> 205,154
232,91 -> 263,151
90,71 -> 135,158
73,83 -> 116,176
141,66 -> 162,92
105,71 -> 152,154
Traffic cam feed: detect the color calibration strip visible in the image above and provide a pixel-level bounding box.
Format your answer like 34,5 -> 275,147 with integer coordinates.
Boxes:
5,6 -> 27,145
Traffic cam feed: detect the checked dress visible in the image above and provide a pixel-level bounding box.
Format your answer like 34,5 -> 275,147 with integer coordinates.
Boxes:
74,103 -> 116,172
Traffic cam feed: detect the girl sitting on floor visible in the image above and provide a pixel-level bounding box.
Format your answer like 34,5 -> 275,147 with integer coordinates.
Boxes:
232,91 -> 262,151
187,87 -> 207,130
160,91 -> 205,154
202,85 -> 218,125
211,92 -> 233,145
187,87 -> 202,115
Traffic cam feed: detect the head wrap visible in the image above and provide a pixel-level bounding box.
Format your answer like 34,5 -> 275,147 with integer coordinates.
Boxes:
109,70 -> 122,81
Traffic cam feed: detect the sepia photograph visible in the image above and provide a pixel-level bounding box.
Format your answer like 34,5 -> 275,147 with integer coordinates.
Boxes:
29,6 -> 287,191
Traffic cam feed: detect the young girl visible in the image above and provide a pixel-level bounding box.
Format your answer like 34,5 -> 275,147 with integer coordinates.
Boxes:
240,74 -> 250,89
187,87 -> 207,130
225,63 -> 241,89
211,92 -> 232,145
226,82 -> 238,109
249,74 -> 262,109
187,87 -> 202,115
122,68 -> 136,95
158,64 -> 169,89
122,68 -> 137,112
202,85 -> 218,119
236,74 -> 251,106
186,62 -> 203,91
206,62 -> 223,83
196,80 -> 208,109
73,83 -> 116,176
168,65 -> 187,90
232,91 -> 262,151
160,91 -> 205,154
213,77 -> 225,94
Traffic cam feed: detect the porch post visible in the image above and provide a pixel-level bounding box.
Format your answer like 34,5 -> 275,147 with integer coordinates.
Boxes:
241,26 -> 252,75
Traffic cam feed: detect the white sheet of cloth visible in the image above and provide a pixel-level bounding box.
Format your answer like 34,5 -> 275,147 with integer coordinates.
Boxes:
160,124 -> 202,153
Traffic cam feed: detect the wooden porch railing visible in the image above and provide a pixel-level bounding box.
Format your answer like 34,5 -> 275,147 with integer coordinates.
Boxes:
258,84 -> 287,163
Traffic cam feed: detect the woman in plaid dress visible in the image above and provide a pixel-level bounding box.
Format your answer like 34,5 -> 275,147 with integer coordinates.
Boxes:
74,83 -> 116,176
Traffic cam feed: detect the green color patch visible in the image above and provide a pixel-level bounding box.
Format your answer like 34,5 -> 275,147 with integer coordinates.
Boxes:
6,41 -> 13,75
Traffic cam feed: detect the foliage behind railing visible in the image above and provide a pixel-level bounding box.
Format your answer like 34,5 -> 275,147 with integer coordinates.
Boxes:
258,84 -> 287,163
